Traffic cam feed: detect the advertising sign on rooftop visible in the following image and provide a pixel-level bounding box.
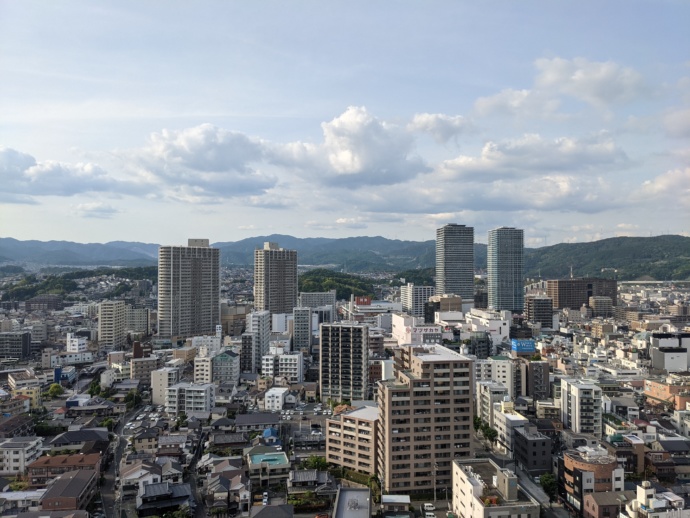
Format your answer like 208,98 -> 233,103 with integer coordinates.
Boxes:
511,339 -> 536,353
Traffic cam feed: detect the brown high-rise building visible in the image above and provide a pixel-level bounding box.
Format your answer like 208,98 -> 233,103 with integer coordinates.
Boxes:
546,278 -> 617,309
377,344 -> 474,495
253,242 -> 298,316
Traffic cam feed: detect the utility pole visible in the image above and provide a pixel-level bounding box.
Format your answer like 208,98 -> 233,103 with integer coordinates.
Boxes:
433,462 -> 438,503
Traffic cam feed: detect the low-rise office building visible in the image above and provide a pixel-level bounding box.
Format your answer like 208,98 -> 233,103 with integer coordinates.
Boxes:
452,458 -> 540,518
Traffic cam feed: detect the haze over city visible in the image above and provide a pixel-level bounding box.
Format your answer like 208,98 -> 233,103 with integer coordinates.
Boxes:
1,2 -> 689,246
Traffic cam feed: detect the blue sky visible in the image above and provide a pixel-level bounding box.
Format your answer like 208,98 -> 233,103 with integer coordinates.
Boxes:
1,1 -> 688,246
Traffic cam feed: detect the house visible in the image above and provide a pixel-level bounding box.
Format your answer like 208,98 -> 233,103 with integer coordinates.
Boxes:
287,469 -> 337,496
381,494 -> 411,513
583,490 -> 636,518
249,504 -> 294,518
132,429 -> 159,454
27,453 -> 101,488
0,489 -> 46,515
0,414 -> 35,438
48,429 -> 109,452
39,470 -> 97,511
208,433 -> 250,455
210,417 -> 234,432
206,472 -> 251,517
135,482 -> 194,518
234,413 -> 280,433
120,461 -> 162,492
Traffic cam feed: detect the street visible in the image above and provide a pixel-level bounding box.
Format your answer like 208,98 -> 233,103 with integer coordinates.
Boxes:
102,409 -> 136,518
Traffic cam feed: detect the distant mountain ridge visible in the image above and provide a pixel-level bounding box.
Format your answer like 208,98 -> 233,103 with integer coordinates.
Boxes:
1,234 -> 689,280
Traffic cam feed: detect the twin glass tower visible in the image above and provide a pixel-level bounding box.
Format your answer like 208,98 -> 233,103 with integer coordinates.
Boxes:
436,224 -> 523,312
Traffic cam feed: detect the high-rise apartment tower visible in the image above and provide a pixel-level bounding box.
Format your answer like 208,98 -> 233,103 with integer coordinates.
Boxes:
320,322 -> 369,402
254,242 -> 298,315
487,227 -> 524,312
435,224 -> 474,301
157,239 -> 220,339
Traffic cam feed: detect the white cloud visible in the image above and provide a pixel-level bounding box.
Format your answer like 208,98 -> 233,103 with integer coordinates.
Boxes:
74,202 -> 119,219
335,217 -> 368,229
439,133 -> 628,181
535,57 -> 648,107
0,146 -> 133,198
270,106 -> 430,188
638,168 -> 690,208
474,89 -> 561,118
407,113 -> 474,143
134,124 -> 275,200
664,108 -> 690,138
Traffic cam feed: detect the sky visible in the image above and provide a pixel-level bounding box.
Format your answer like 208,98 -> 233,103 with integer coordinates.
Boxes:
1,1 -> 689,247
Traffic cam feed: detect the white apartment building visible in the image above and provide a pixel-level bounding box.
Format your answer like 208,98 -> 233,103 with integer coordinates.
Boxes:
391,313 -> 442,346
265,387 -> 289,411
298,290 -> 337,321
98,300 -> 126,350
241,310 -> 270,373
492,399 -> 528,456
165,382 -> 215,415
262,351 -> 304,384
151,367 -> 180,406
0,437 -> 42,476
125,306 -> 151,334
191,330 -> 223,357
560,378 -> 603,436
42,350 -> 94,368
452,459 -> 540,518
66,333 -> 87,353
476,381 -> 509,428
400,283 -> 435,317
475,356 -> 516,399
463,308 -> 511,346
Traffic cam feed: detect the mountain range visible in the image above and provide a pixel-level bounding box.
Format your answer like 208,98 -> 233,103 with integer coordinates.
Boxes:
1,234 -> 689,280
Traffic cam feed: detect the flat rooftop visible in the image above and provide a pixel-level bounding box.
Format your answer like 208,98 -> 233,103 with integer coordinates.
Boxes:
345,405 -> 379,421
413,345 -> 472,362
249,452 -> 289,466
333,487 -> 371,518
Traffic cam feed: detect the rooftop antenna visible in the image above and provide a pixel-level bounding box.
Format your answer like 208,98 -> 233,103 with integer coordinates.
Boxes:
570,265 -> 574,279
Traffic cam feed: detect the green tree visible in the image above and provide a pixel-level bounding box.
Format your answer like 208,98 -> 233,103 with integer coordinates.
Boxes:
530,353 -> 542,361
48,383 -> 64,398
100,418 -> 115,431
539,473 -> 557,502
124,389 -> 142,409
302,455 -> 328,471
473,416 -> 483,432
87,378 -> 101,397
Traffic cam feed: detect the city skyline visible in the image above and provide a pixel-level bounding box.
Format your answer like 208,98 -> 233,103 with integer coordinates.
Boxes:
1,2 -> 689,246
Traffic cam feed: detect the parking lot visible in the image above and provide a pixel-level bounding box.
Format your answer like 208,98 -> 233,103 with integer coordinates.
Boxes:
123,404 -> 166,433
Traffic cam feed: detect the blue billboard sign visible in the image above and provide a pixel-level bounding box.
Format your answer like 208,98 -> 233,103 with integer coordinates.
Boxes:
511,339 -> 535,353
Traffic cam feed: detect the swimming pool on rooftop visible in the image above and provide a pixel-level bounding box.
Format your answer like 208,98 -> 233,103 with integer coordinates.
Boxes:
250,452 -> 288,465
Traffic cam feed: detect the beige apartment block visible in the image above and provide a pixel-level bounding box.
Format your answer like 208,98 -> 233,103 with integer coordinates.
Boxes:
377,344 -> 474,495
326,405 -> 379,476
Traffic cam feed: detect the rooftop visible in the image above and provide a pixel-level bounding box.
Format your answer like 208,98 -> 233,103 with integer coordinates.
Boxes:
333,487 -> 371,518
248,451 -> 289,467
